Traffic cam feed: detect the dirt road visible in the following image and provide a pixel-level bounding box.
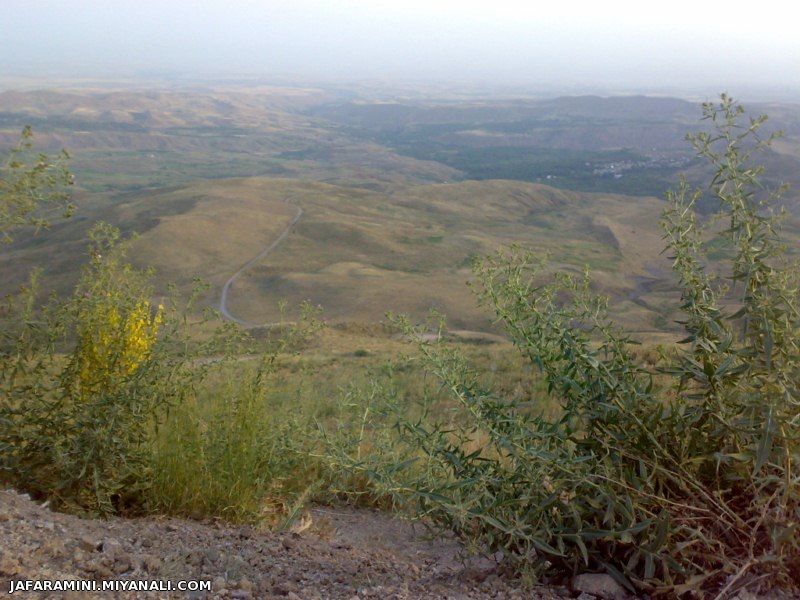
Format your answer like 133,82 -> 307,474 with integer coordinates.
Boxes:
218,200 -> 302,328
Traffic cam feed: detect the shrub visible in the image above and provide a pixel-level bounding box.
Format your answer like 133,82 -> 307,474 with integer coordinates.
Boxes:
0,126 -> 73,243
147,303 -> 324,524
0,224 -> 207,514
0,125 -> 331,520
339,96 -> 800,596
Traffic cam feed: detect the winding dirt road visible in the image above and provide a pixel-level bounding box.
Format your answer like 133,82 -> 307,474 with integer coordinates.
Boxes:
218,199 -> 302,328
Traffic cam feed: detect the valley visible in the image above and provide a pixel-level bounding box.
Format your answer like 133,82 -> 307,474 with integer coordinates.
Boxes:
3,83 -> 799,340
0,174 -> 699,339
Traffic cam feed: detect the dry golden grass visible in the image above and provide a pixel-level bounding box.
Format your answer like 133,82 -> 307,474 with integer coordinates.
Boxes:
219,178 -> 674,335
129,179 -> 298,285
8,174 -> 794,340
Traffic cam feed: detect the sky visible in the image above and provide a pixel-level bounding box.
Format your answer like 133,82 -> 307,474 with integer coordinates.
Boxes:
2,0 -> 799,95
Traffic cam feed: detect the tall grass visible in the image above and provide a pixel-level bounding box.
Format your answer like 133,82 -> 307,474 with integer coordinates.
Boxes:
148,356 -> 437,523
148,359 -> 325,524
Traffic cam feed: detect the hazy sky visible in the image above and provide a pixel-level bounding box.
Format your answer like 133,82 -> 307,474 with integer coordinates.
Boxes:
2,0 -> 799,93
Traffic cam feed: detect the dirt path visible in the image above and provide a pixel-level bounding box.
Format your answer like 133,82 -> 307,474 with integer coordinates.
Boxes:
0,489 -> 568,599
218,199 -> 303,328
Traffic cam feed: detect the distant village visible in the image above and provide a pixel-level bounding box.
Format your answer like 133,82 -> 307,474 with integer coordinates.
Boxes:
591,153 -> 693,178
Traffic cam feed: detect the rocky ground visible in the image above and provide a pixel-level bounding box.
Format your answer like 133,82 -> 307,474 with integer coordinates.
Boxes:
0,488 -> 583,599
2,488 -> 790,599
5,488 -> 795,600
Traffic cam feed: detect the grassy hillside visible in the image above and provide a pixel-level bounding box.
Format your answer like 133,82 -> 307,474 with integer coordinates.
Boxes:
0,179 -> 296,296
226,179 -> 666,334
3,89 -> 798,339
4,175 -> 752,340
0,89 -> 461,193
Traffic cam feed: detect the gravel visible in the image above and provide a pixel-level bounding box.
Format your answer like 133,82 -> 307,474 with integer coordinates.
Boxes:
0,489 -> 570,599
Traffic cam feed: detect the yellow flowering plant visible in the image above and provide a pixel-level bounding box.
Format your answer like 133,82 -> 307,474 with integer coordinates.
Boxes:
63,225 -> 162,397
75,294 -> 163,398
1,224 -> 207,514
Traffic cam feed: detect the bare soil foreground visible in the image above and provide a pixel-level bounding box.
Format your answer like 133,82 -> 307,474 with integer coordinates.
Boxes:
0,489 -> 793,599
0,489 -> 573,599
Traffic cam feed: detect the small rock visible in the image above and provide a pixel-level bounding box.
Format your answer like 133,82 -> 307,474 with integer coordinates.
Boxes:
101,537 -> 120,549
274,582 -> 298,595
281,537 -> 296,550
142,554 -> 161,573
0,556 -> 20,576
112,552 -> 133,574
571,573 -> 628,600
227,555 -> 248,575
212,576 -> 226,591
86,562 -> 114,579
36,539 -> 65,559
466,555 -> 498,583
78,536 -> 101,552
101,538 -> 122,559
230,591 -> 252,599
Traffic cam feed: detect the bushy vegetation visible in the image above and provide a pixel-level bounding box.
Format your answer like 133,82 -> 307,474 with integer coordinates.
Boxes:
0,224 -> 211,513
327,97 -> 800,596
0,213 -> 335,519
147,304 -> 328,524
0,125 -> 430,522
0,126 -> 73,244
0,127 -> 398,521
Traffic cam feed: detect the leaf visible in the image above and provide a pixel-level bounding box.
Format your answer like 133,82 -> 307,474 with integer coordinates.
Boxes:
651,513 -> 669,552
575,535 -> 589,566
672,571 -> 718,595
601,562 -> 637,593
763,317 -> 773,370
753,403 -> 775,476
644,553 -> 655,579
530,537 -> 566,557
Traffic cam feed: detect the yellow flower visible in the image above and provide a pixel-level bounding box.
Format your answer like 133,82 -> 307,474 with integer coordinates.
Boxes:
76,293 -> 162,397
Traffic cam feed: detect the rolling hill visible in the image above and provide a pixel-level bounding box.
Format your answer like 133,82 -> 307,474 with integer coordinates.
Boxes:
3,87 -> 799,341
3,174 -> 758,340
0,88 -> 461,194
